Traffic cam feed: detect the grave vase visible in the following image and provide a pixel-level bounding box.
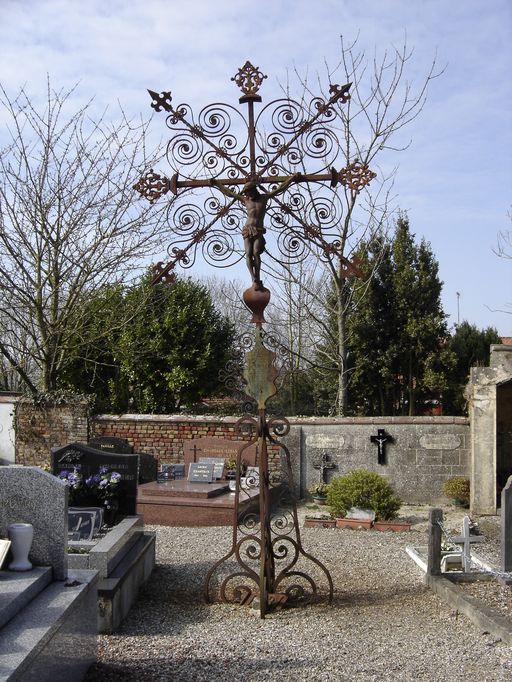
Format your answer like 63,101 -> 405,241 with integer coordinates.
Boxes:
7,522 -> 33,571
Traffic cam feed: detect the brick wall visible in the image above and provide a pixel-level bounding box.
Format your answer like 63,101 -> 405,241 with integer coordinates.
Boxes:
92,414 -> 282,468
15,400 -> 90,467
93,414 -> 470,504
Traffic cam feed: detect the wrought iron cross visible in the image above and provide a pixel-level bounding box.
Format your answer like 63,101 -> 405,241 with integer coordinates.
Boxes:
313,453 -> 337,484
134,61 -> 376,619
134,61 -> 375,291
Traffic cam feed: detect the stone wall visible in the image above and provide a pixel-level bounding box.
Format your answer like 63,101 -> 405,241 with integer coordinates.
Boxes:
467,345 -> 512,514
92,414 -> 469,505
15,399 -> 89,467
283,417 -> 470,504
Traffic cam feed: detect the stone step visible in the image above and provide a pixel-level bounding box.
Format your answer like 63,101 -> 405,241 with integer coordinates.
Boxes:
0,569 -> 98,682
0,567 -> 52,629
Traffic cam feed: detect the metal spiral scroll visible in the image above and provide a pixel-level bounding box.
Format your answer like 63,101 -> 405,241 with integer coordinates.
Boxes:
204,414 -> 333,615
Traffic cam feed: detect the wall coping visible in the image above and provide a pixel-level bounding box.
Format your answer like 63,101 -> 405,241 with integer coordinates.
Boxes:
94,413 -> 469,426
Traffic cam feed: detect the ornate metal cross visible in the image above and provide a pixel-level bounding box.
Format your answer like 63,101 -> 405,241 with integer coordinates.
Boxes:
135,61 -> 376,618
313,453 -> 337,484
134,61 -> 374,288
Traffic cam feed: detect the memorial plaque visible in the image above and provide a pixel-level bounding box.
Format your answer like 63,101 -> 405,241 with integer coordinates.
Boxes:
188,461 -> 215,483
68,509 -> 96,541
158,463 -> 185,483
69,505 -> 104,532
199,457 -> 225,479
51,442 -> 139,516
88,436 -> 133,454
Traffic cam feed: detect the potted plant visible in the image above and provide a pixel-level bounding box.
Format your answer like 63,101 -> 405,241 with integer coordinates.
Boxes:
224,457 -> 248,480
442,476 -> 470,507
327,469 -> 403,530
308,482 -> 330,505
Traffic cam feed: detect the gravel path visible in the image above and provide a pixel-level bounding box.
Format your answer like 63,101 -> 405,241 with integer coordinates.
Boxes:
85,507 -> 512,682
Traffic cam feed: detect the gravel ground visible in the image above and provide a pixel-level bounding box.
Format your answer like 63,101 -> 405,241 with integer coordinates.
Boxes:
85,505 -> 512,682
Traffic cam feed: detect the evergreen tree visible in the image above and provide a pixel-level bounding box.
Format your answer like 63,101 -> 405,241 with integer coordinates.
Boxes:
347,215 -> 452,415
60,275 -> 236,413
442,321 -> 501,414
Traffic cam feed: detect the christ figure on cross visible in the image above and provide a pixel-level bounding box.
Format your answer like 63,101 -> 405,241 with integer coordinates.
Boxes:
210,174 -> 301,289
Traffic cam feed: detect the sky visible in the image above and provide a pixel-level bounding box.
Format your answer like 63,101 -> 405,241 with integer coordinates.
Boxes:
0,0 -> 511,335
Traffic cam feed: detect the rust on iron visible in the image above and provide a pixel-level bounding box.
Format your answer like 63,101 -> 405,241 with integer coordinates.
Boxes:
135,61 -> 373,617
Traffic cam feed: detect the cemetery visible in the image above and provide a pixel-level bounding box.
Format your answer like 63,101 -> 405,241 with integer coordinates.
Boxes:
0,27 -> 510,680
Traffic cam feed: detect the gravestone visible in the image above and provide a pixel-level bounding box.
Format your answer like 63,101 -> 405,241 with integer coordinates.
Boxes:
188,461 -> 215,483
51,442 -> 138,516
501,475 -> 512,572
0,466 -> 68,579
199,457 -> 225,479
183,437 -> 257,476
89,436 -> 157,483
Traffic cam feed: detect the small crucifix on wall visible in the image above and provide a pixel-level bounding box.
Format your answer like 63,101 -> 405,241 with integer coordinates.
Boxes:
313,453 -> 337,483
370,429 -> 394,466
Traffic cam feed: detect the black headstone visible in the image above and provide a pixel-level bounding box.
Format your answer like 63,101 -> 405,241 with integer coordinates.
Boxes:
88,436 -> 157,483
188,461 -> 214,483
51,442 -> 138,516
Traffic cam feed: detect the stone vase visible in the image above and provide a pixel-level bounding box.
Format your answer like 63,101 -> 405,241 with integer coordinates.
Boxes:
8,522 -> 33,571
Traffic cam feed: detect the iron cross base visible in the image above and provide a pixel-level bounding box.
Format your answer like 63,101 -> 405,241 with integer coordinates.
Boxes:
203,412 -> 333,619
204,315 -> 333,618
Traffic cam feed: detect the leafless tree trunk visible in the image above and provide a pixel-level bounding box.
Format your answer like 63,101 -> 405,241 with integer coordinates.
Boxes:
265,36 -> 441,415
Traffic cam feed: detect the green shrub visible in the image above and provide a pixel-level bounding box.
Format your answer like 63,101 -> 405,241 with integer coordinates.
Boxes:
326,469 -> 402,521
442,476 -> 470,505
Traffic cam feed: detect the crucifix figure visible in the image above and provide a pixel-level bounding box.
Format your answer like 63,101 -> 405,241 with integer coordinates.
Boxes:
313,453 -> 337,484
210,175 -> 300,289
370,429 -> 393,466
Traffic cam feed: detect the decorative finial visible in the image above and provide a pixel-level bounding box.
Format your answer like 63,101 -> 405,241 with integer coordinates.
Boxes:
339,161 -> 377,193
232,61 -> 267,101
147,89 -> 173,113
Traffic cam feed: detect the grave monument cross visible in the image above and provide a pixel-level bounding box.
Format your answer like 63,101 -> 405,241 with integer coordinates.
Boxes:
313,453 -> 336,484
135,61 -> 376,618
370,428 -> 393,465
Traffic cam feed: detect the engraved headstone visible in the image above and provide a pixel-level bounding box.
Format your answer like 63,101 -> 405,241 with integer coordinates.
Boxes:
199,457 -> 225,479
188,461 -> 215,483
183,438 -> 257,475
88,436 -> 133,454
89,436 -> 157,483
51,442 -> 138,516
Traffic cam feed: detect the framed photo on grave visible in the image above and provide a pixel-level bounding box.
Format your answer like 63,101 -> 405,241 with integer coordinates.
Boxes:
158,463 -> 185,482
188,461 -> 215,483
0,539 -> 11,569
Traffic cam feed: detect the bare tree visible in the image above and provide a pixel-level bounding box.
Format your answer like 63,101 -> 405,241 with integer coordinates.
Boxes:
263,36 -> 442,414
0,80 -> 168,392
